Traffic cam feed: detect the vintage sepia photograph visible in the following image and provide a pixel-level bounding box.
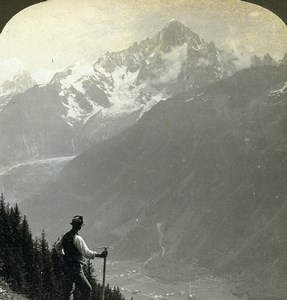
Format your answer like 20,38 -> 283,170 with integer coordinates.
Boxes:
0,0 -> 286,299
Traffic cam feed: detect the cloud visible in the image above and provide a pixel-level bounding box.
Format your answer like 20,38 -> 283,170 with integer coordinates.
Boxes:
221,39 -> 255,71
0,58 -> 25,84
149,43 -> 188,85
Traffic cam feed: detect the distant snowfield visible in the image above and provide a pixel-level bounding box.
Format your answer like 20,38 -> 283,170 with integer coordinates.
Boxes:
109,66 -> 140,105
60,63 -> 95,91
103,65 -> 167,118
0,156 -> 75,177
57,60 -> 167,125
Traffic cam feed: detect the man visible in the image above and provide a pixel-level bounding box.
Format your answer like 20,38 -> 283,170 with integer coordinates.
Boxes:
55,215 -> 108,300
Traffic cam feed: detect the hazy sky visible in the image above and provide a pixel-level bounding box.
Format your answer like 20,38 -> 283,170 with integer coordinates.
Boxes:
0,0 -> 286,83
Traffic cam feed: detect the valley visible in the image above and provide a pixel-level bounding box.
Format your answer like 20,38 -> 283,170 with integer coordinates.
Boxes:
94,260 -> 241,300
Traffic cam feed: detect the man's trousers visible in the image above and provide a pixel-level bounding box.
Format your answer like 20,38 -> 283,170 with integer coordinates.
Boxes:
63,264 -> 92,300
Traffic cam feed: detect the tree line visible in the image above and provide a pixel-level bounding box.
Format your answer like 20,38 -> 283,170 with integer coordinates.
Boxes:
0,193 -> 125,300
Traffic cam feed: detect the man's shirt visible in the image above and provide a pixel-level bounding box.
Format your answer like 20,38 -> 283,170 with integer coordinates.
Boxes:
55,234 -> 97,259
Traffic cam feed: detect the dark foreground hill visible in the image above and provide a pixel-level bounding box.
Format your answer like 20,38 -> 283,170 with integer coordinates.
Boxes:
21,65 -> 287,298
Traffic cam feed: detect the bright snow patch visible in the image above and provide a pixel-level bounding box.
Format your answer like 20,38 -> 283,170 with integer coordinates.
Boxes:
269,81 -> 287,98
62,94 -> 85,126
109,66 -> 140,105
83,99 -> 102,124
60,63 -> 94,91
0,156 -> 75,177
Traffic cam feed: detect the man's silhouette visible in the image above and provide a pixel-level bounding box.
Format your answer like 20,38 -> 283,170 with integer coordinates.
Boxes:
55,215 -> 107,300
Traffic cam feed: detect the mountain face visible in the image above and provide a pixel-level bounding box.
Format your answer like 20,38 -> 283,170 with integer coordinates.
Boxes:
93,20 -> 225,99
21,65 -> 287,298
0,84 -> 75,203
0,20 -> 276,169
0,21 -> 238,203
0,85 -> 75,166
0,21 -> 228,164
0,69 -> 37,115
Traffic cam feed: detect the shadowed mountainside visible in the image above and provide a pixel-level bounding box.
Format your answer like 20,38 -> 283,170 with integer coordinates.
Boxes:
21,66 -> 287,296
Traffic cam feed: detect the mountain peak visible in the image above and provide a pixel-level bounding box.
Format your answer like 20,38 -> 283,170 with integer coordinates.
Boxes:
157,20 -> 201,51
263,53 -> 277,66
164,19 -> 187,30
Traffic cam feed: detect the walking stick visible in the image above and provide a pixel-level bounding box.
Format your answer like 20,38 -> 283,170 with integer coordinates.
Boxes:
97,246 -> 108,300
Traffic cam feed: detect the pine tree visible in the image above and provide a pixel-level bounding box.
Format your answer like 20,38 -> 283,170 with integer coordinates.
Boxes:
0,193 -> 9,253
39,231 -> 55,300
0,193 -> 7,275
0,195 -> 13,283
21,216 -> 36,297
10,204 -> 22,247
51,243 -> 64,299
31,237 -> 42,300
8,204 -> 25,292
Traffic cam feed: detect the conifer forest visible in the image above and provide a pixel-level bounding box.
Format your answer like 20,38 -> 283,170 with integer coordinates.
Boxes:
0,193 -> 125,300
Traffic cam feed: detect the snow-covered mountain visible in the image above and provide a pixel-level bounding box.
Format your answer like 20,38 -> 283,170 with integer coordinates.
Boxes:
46,20 -> 236,152
51,21 -> 228,129
47,21 -> 284,135
0,21 -> 235,162
0,20 -> 253,202
0,69 -> 37,114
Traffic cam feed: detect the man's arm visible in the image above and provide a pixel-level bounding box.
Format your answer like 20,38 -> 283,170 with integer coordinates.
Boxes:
55,237 -> 64,255
74,235 -> 108,258
74,235 -> 99,259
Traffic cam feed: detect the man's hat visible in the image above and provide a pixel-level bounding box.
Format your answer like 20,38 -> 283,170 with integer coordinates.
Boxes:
70,215 -> 84,225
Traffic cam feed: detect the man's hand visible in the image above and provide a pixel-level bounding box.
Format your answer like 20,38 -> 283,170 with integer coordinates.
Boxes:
101,250 -> 108,258
95,250 -> 108,258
